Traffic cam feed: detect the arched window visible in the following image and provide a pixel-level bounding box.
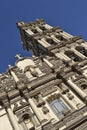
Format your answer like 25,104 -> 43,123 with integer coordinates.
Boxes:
76,46 -> 87,57
65,50 -> 81,62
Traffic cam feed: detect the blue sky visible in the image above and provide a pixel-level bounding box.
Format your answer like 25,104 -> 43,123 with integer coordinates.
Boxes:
0,0 -> 87,73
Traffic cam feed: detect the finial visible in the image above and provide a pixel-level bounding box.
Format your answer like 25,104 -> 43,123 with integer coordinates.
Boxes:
16,21 -> 24,28
8,65 -> 13,69
15,54 -> 22,59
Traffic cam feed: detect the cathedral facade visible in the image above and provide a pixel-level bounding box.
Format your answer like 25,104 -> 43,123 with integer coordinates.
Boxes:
0,19 -> 87,130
